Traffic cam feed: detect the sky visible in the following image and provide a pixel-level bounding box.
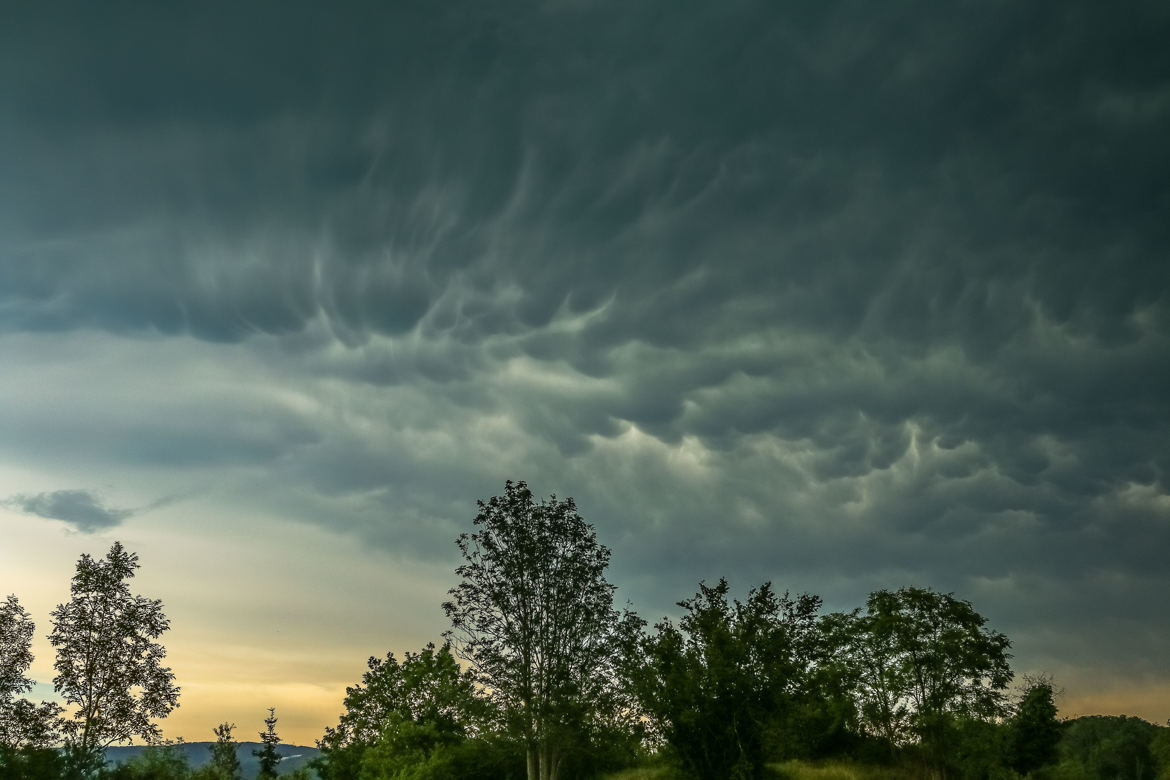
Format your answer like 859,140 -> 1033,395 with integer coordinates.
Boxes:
1,1 -> 1168,747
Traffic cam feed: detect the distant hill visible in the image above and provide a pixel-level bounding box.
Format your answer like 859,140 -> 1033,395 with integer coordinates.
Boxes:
103,741 -> 321,777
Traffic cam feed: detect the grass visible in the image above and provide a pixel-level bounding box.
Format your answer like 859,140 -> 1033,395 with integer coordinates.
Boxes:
601,766 -> 680,780
601,760 -> 910,780
769,760 -> 909,780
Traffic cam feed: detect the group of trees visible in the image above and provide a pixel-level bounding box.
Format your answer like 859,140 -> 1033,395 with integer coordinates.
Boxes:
313,481 -> 1168,780
1,542 -> 179,778
0,541 -> 299,780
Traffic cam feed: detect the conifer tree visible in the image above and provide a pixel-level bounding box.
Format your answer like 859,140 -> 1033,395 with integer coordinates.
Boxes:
254,708 -> 281,780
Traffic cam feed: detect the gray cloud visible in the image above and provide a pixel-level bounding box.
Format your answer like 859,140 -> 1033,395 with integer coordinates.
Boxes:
0,0 -> 1167,719
8,489 -> 133,533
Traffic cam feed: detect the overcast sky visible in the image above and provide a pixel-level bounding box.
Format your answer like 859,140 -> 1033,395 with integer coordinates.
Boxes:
1,1 -> 1168,746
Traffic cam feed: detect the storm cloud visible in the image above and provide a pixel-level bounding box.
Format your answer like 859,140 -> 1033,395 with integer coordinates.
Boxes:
1,0 -> 1168,739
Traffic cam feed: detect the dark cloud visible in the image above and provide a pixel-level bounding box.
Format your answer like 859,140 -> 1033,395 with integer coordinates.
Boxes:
7,489 -> 133,533
0,0 -> 1168,716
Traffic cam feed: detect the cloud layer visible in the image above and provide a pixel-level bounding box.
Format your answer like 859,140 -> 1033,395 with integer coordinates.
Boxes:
1,0 -> 1168,739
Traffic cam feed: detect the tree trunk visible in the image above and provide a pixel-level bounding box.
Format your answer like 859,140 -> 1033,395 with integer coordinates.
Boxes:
527,748 -> 538,780
537,743 -> 560,780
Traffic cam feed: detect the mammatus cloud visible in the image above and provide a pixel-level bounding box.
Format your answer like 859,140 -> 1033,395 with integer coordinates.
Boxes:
7,489 -> 133,533
0,0 -> 1167,739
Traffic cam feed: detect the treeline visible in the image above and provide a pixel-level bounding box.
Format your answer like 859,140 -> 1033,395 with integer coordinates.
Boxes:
3,481 -> 1169,780
310,482 -> 1170,780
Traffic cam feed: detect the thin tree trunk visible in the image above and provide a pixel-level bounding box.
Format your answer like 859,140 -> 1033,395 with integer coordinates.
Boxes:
538,742 -> 560,780
527,748 -> 538,780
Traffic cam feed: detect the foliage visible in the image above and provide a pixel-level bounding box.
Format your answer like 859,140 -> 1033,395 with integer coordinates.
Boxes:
765,611 -> 866,762
254,708 -> 282,780
1151,726 -> 1170,780
99,742 -> 191,780
358,723 -> 525,780
0,596 -> 34,715
0,595 -> 62,751
937,715 -> 1015,780
317,642 -> 491,780
1055,716 -> 1161,780
0,699 -> 63,754
849,587 -> 1012,770
0,745 -> 68,780
443,480 -> 619,780
49,542 -> 180,762
1009,677 -> 1061,776
208,722 -> 240,780
631,578 -> 821,780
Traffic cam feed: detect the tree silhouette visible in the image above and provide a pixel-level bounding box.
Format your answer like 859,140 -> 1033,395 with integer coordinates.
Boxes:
0,594 -> 62,750
854,587 -> 1012,773
633,579 -> 821,780
1008,677 -> 1061,775
443,480 -> 617,780
49,542 -> 179,770
254,708 -> 281,780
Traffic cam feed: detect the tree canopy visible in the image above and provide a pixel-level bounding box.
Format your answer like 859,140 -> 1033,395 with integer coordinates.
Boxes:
443,480 -> 618,780
0,594 -> 62,752
317,642 -> 492,780
49,542 -> 180,765
848,587 -> 1013,772
631,579 -> 822,780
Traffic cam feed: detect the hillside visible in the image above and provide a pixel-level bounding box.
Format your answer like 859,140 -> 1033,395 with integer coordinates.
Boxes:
103,742 -> 320,777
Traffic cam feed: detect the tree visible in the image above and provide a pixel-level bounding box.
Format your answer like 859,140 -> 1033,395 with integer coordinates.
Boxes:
316,642 -> 492,780
207,722 -> 240,780
854,587 -> 1013,773
49,542 -> 180,768
442,480 -> 618,780
767,609 -> 865,761
1058,715 -> 1159,780
1150,723 -> 1170,780
254,708 -> 281,780
1008,676 -> 1061,776
0,595 -> 35,714
0,594 -> 62,751
0,743 -> 67,780
632,579 -> 821,780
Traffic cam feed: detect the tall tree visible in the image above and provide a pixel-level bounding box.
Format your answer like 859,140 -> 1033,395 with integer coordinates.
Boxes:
443,480 -> 618,780
254,708 -> 281,780
49,542 -> 179,767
